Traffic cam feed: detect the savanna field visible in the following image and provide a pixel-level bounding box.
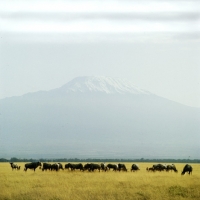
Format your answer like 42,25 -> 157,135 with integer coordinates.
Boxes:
1,162 -> 200,200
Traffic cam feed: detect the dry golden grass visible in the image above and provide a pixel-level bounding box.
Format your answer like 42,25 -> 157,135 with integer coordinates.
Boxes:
1,162 -> 200,200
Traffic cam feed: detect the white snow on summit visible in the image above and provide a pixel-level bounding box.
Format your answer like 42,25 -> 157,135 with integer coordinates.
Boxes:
60,76 -> 150,95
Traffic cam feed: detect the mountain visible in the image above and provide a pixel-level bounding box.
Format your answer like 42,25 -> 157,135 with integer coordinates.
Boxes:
0,76 -> 200,159
57,76 -> 150,95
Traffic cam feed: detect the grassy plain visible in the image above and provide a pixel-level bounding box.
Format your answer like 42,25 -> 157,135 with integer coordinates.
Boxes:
0,162 -> 200,200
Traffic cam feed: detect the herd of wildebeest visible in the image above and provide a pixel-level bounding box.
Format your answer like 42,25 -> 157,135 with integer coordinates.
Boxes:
9,162 -> 193,175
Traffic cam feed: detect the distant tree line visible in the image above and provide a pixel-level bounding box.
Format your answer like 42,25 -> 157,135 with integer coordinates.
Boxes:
0,157 -> 200,163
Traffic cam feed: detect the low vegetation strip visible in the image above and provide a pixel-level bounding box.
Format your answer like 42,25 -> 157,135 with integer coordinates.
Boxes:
1,163 -> 200,200
1,157 -> 200,163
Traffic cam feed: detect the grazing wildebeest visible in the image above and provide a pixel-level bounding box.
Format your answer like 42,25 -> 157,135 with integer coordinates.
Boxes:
100,163 -> 107,171
166,164 -> 178,173
118,163 -> 127,172
10,163 -> 20,170
153,164 -> 167,171
72,163 -> 84,171
42,163 -> 52,171
83,163 -> 101,172
181,164 -> 193,175
65,163 -> 71,170
51,163 -> 59,171
107,164 -> 118,171
24,162 -> 42,172
131,164 -> 140,172
90,163 -> 101,172
65,163 -> 84,171
83,163 -> 92,171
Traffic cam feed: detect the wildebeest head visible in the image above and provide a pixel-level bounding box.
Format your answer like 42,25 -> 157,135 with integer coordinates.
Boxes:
174,168 -> 178,173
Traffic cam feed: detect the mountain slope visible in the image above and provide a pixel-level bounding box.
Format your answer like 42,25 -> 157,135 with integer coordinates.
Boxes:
0,76 -> 199,159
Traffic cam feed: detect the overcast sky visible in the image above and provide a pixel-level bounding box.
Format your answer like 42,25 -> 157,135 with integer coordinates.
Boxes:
0,0 -> 200,107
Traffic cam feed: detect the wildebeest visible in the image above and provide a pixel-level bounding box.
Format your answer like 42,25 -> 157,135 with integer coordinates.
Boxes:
10,163 -> 20,170
100,163 -> 107,171
107,164 -> 118,171
181,164 -> 193,175
51,163 -> 59,171
24,162 -> 42,172
166,164 -> 178,173
83,163 -> 92,171
90,163 -> 101,172
131,164 -> 140,172
42,163 -> 52,171
118,163 -> 127,172
65,163 -> 84,171
83,163 -> 101,172
153,164 -> 167,171
65,163 -> 71,170
58,163 -> 64,170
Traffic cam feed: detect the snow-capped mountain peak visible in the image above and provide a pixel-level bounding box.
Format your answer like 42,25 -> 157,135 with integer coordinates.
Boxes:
59,76 -> 150,95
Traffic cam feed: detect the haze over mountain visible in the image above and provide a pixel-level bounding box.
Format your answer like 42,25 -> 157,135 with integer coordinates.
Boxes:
0,76 -> 199,159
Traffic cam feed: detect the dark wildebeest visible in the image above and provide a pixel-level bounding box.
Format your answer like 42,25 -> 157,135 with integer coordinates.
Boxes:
100,163 -> 107,172
65,163 -> 71,170
65,163 -> 75,171
153,164 -> 167,171
10,163 -> 20,170
83,163 -> 92,171
166,164 -> 178,173
72,163 -> 84,171
83,163 -> 101,172
107,164 -> 118,171
90,163 -> 101,172
118,163 -> 127,172
51,163 -> 59,171
42,163 -> 52,171
131,164 -> 140,172
181,164 -> 193,175
67,163 -> 84,171
24,162 -> 42,172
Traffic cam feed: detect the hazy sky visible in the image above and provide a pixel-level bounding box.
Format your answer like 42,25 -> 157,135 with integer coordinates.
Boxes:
0,0 -> 200,107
